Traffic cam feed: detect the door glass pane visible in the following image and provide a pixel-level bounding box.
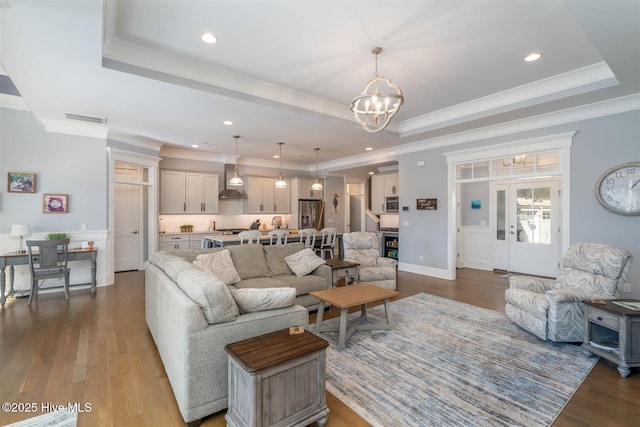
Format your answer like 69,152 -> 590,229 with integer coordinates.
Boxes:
536,152 -> 561,174
512,154 -> 534,175
473,161 -> 490,179
516,187 -> 551,244
456,163 -> 472,180
496,190 -> 505,240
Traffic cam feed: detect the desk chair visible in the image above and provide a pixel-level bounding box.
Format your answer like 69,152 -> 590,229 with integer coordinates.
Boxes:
268,229 -> 289,245
298,228 -> 317,249
238,230 -> 261,245
315,227 -> 337,259
26,239 -> 70,305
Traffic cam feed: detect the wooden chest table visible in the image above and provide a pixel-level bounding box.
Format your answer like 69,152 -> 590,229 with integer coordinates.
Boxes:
324,258 -> 359,286
224,328 -> 330,427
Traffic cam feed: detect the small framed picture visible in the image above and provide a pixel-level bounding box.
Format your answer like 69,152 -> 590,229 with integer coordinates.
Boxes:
43,194 -> 69,214
8,172 -> 37,193
471,200 -> 482,209
417,198 -> 437,210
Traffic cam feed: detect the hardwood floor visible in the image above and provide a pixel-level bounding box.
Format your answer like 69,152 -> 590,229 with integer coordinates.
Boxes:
1,269 -> 638,426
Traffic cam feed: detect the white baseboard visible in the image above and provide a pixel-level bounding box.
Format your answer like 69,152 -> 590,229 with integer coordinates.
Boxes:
398,262 -> 453,280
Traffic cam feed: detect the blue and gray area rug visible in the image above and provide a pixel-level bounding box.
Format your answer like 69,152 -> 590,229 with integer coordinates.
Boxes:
321,293 -> 597,427
4,410 -> 77,427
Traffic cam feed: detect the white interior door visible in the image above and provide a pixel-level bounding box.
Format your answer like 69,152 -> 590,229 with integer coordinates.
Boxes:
115,183 -> 142,272
508,180 -> 560,277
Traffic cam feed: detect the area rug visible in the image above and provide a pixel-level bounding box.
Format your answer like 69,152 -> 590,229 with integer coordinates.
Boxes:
320,293 -> 597,427
4,410 -> 77,427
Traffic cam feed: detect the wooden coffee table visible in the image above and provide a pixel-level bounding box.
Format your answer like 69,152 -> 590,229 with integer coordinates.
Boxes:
310,283 -> 399,348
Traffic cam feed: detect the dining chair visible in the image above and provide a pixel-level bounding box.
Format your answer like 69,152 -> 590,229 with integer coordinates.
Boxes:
298,228 -> 317,249
26,239 -> 71,305
238,230 -> 261,245
268,229 -> 289,245
315,227 -> 337,259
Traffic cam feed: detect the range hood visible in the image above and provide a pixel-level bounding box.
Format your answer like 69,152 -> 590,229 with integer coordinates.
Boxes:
219,164 -> 247,199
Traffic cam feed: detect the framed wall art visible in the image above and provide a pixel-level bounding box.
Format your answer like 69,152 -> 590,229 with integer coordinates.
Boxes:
8,172 -> 37,193
43,194 -> 69,214
417,198 -> 437,210
331,192 -> 341,213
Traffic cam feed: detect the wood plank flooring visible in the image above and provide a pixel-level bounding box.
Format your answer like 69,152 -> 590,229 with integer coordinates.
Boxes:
1,269 -> 638,426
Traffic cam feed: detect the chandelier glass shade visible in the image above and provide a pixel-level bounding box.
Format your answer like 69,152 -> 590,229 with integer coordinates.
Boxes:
274,142 -> 287,188
351,47 -> 404,133
311,147 -> 323,191
228,135 -> 244,186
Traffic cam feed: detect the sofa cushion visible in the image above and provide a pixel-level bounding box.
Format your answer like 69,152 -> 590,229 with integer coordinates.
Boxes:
263,242 -> 305,276
275,274 -> 328,296
227,244 -> 271,279
557,268 -> 618,296
163,257 -> 195,282
175,269 -> 239,324
285,248 -> 326,277
193,249 -> 241,285
233,277 -> 290,290
230,287 -> 297,314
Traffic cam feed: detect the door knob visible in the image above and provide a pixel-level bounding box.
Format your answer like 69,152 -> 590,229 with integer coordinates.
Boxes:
132,231 -> 138,234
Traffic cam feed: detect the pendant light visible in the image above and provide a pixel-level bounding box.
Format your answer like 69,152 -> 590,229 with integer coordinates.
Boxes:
311,147 -> 323,191
274,142 -> 287,188
228,135 -> 243,186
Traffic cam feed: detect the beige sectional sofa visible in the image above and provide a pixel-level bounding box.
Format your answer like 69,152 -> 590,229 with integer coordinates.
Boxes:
145,242 -> 331,425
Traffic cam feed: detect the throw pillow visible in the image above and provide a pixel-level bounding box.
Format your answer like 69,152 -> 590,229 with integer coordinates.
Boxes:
284,248 -> 326,277
230,287 -> 296,314
193,249 -> 241,285
176,269 -> 239,324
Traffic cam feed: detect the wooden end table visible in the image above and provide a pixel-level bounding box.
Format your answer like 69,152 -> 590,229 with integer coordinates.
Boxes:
324,259 -> 359,286
310,283 -> 399,348
224,328 -> 330,427
582,299 -> 640,377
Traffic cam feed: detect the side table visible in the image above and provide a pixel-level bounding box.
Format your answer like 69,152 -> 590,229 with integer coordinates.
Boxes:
324,259 -> 359,287
582,299 -> 640,377
225,328 -> 330,427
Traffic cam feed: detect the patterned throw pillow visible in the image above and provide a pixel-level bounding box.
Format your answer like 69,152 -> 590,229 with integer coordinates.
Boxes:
284,248 -> 326,277
193,249 -> 241,285
230,287 -> 296,314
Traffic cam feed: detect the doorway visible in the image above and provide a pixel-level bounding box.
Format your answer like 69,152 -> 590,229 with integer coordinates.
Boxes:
349,194 -> 363,232
492,179 -> 561,277
114,182 -> 143,272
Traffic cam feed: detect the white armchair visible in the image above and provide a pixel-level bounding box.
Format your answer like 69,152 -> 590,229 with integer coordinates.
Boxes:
342,232 -> 397,290
505,243 -> 632,342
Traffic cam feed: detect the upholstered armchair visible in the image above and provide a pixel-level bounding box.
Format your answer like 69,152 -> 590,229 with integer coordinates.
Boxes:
342,232 -> 397,290
505,243 -> 632,342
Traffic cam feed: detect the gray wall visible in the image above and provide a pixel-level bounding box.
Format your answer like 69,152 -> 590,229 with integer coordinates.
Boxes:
325,175 -> 345,232
1,108 -> 108,233
398,110 -> 640,296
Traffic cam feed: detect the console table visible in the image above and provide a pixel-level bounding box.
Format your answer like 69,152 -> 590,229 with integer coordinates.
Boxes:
324,259 -> 359,287
0,248 -> 98,307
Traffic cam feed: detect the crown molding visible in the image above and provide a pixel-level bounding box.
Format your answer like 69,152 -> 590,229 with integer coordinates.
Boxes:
39,118 -> 109,139
399,62 -> 617,137
0,93 -> 28,111
107,132 -> 164,152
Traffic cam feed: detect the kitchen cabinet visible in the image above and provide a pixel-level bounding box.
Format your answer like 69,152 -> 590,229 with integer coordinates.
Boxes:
371,173 -> 398,214
244,177 -> 290,214
160,170 -> 219,214
159,233 -> 209,250
297,177 -> 324,200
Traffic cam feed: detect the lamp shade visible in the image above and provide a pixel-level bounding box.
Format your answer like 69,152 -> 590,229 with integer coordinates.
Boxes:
11,224 -> 31,237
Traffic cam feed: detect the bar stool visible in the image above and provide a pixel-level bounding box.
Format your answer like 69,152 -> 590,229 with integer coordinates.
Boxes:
268,229 -> 289,245
238,230 -> 261,244
298,228 -> 317,249
315,227 -> 337,259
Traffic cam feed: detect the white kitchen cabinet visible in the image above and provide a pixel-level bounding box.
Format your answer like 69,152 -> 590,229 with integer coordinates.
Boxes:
371,173 -> 398,214
159,233 -> 207,250
160,170 -> 219,214
297,177 -> 323,200
244,177 -> 290,214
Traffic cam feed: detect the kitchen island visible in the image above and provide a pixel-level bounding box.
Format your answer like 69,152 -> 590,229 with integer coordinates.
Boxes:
202,232 -> 344,259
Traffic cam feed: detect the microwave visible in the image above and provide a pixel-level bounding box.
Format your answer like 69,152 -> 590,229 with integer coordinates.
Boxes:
385,197 -> 399,213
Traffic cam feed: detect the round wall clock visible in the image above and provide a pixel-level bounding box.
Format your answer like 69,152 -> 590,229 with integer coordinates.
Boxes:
594,161 -> 640,216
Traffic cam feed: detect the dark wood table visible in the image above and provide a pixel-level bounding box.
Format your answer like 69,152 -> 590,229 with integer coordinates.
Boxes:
225,328 -> 330,427
311,283 -> 399,348
324,259 -> 359,286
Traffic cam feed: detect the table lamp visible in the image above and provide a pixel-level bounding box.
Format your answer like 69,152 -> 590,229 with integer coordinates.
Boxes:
11,224 -> 31,254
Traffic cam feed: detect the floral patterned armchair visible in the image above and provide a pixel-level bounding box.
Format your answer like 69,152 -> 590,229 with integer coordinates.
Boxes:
342,232 -> 397,290
505,243 -> 632,342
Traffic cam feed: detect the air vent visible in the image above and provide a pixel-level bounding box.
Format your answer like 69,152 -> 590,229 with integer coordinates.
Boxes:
64,112 -> 107,125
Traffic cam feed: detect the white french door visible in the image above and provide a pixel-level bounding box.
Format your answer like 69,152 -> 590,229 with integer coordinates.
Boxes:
493,179 -> 561,277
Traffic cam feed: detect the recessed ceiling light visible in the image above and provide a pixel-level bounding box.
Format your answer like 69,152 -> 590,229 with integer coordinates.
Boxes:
365,147 -> 373,151
524,52 -> 542,62
201,33 -> 218,44
191,144 -> 199,148
223,120 -> 233,125
368,171 -> 375,175
273,155 -> 280,159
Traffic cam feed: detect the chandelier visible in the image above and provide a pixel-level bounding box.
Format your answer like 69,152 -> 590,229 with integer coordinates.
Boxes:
228,135 -> 243,186
274,142 -> 287,188
311,147 -> 323,191
351,47 -> 404,133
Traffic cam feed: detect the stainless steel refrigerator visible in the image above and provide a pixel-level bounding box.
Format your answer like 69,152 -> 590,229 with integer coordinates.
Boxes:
299,199 -> 325,230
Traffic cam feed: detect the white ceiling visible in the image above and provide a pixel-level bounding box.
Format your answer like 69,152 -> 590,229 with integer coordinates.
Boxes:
1,0 -> 639,175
